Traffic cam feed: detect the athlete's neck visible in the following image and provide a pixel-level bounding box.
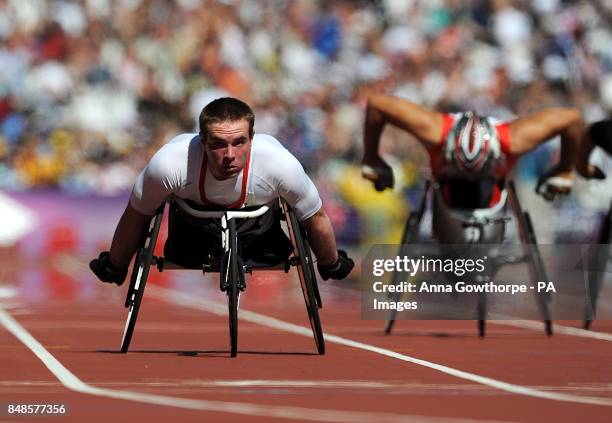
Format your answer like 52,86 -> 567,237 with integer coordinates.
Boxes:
208,167 -> 241,181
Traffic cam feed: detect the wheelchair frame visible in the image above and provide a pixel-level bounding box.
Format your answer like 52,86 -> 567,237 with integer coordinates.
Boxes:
384,180 -> 553,337
120,197 -> 324,357
584,198 -> 612,329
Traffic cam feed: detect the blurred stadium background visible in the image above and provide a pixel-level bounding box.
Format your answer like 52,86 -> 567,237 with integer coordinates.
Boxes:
1,0 -> 611,270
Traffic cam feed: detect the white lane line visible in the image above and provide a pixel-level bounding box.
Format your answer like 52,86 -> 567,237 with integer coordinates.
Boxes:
491,320 -> 612,342
149,286 -> 612,407
0,285 -> 17,299
0,307 -> 493,423
1,380 -> 611,394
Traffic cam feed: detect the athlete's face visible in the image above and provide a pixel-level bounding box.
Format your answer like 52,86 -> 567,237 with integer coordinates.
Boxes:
203,119 -> 252,180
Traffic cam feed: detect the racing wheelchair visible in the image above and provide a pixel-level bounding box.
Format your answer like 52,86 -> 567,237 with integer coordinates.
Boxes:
584,198 -> 612,329
119,197 -> 324,357
384,179 -> 553,337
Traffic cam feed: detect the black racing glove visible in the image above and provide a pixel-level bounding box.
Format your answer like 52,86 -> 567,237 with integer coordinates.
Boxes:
582,165 -> 607,180
90,252 -> 128,286
361,163 -> 394,192
590,165 -> 607,180
317,250 -> 354,281
589,119 -> 612,155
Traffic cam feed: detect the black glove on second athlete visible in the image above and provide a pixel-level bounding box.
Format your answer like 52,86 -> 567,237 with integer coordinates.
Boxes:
317,250 -> 354,281
90,252 -> 128,286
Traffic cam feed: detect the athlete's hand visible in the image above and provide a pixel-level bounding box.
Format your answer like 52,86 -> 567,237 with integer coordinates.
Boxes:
535,166 -> 574,201
361,156 -> 394,191
90,251 -> 128,286
317,250 -> 354,281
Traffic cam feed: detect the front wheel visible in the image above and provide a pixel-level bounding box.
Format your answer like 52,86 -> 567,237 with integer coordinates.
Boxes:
225,218 -> 240,357
228,284 -> 238,357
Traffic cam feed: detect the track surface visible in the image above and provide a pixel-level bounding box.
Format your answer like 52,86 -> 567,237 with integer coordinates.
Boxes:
1,255 -> 611,423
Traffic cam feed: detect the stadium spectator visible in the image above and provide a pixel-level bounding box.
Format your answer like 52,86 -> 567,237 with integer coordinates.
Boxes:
1,0 -> 611,243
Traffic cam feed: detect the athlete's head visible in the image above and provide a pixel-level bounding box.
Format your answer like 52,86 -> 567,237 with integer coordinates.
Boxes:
445,111 -> 500,176
199,97 -> 255,180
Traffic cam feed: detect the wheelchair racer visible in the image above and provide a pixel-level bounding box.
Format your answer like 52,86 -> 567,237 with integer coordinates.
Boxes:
361,95 -> 589,205
91,97 -> 354,285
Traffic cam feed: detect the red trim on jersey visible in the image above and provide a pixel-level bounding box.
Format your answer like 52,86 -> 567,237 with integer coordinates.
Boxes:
489,184 -> 501,206
440,114 -> 455,142
494,121 -> 517,171
199,149 -> 251,209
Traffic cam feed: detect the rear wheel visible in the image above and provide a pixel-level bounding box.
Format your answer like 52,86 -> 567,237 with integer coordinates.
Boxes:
120,252 -> 148,353
584,201 -> 612,330
508,182 -> 553,337
385,182 -> 429,335
385,215 -> 418,335
120,209 -> 163,353
523,212 -> 553,336
477,291 -> 486,338
286,204 -> 324,354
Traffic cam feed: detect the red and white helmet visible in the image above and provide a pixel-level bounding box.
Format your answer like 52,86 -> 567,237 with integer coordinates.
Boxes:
444,112 -> 500,177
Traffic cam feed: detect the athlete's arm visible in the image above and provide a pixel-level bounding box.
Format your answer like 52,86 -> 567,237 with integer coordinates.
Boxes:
270,137 -> 353,279
89,203 -> 153,285
301,208 -> 337,266
108,203 -> 153,269
301,207 -> 354,280
102,146 -> 178,272
509,107 -> 583,197
509,107 -> 583,169
274,155 -> 341,265
362,95 -> 444,189
363,94 -> 445,154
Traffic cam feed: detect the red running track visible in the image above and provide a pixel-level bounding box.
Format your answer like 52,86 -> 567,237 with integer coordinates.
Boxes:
1,257 -> 611,423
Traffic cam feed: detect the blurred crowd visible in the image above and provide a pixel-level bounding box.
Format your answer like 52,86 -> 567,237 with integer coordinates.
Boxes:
1,0 -> 611,243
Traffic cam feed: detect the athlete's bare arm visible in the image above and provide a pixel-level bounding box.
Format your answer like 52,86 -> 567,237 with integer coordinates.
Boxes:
509,107 -> 583,168
509,107 -> 584,195
364,94 -> 445,151
108,203 -> 153,269
301,208 -> 338,266
362,95 -> 444,189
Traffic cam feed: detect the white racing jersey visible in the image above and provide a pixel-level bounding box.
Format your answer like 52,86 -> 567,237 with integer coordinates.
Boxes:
129,133 -> 322,221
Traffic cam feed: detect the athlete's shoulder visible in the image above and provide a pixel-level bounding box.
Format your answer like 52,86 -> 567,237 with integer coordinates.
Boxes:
153,133 -> 199,155
252,133 -> 297,161
163,132 -> 200,147
252,133 -> 287,150
250,133 -> 306,180
146,133 -> 199,175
